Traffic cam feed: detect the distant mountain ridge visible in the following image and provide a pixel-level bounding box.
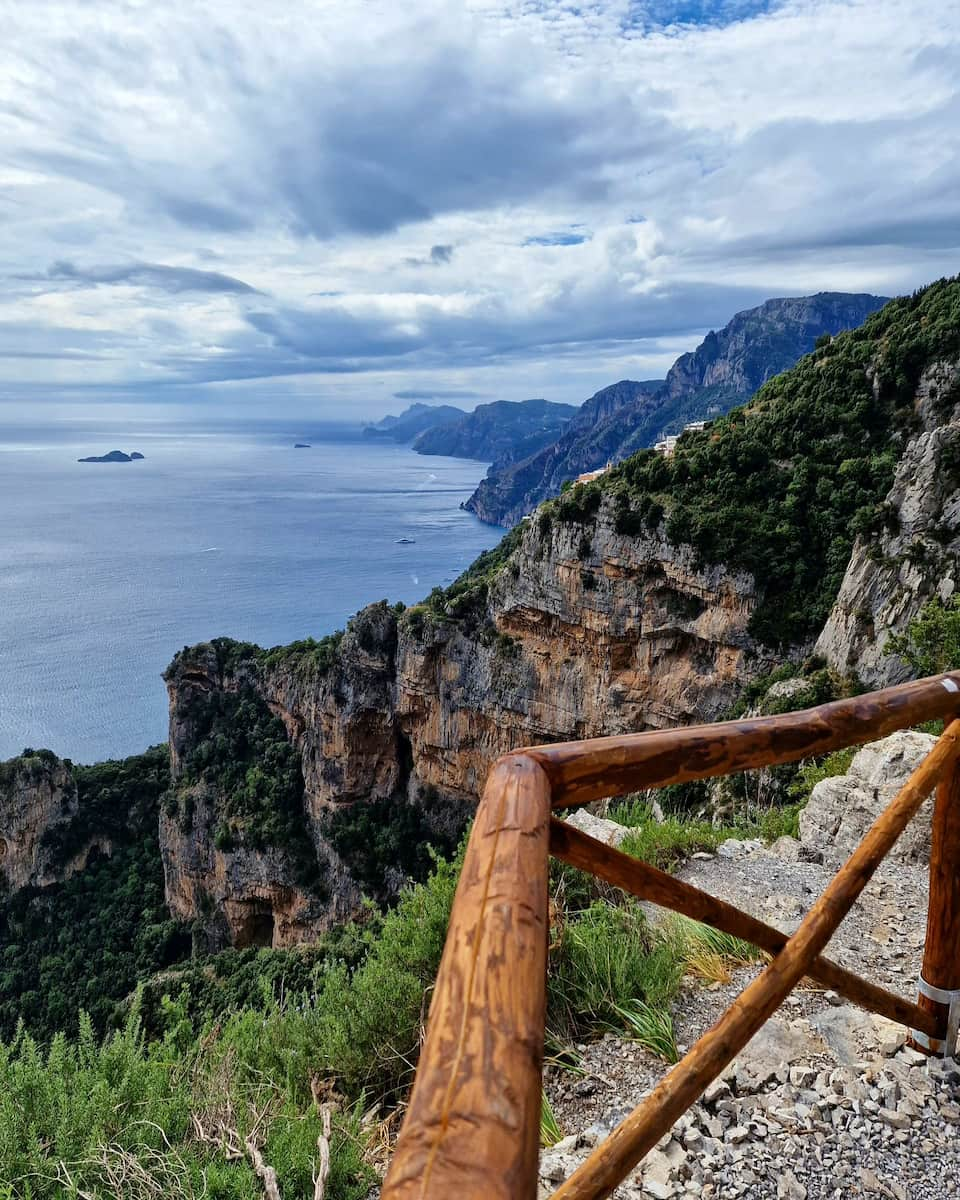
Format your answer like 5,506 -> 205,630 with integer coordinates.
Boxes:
362,402 -> 466,443
412,397 -> 580,464
464,291 -> 889,526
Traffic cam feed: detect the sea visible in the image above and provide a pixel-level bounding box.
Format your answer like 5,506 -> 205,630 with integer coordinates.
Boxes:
0,418 -> 502,764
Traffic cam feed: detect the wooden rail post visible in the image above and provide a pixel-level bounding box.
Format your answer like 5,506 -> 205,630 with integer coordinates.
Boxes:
381,755 -> 551,1200
913,759 -> 960,1056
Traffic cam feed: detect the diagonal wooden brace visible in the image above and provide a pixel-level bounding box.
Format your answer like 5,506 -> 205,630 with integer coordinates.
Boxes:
550,719 -> 960,1200
549,819 -> 939,1038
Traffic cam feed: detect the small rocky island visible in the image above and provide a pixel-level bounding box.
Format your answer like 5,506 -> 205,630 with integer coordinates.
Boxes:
77,450 -> 145,463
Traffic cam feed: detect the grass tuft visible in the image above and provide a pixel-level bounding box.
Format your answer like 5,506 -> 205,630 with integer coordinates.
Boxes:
610,999 -> 679,1063
540,1092 -> 564,1147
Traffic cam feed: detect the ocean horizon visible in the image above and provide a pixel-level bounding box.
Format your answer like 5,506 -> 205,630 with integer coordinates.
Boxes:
0,417 -> 501,764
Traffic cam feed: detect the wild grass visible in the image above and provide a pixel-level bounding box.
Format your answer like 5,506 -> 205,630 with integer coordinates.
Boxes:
0,1006 -> 374,1200
540,1092 -> 564,1147
666,916 -> 765,985
546,901 -> 682,1039
611,797 -> 802,870
610,999 -> 679,1063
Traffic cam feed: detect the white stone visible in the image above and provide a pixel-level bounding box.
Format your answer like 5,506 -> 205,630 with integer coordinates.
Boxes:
560,808 -> 631,848
799,731 -> 937,863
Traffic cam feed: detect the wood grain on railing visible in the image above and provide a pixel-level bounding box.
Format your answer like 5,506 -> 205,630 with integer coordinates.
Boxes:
915,758 -> 960,1051
550,720 -> 960,1200
549,818 -> 939,1038
381,755 -> 551,1200
527,673 -> 960,807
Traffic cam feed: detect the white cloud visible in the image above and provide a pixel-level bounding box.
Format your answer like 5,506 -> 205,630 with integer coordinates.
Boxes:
0,0 -> 957,413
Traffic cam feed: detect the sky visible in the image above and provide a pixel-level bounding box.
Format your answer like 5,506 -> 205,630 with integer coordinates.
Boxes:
1,0 -> 959,421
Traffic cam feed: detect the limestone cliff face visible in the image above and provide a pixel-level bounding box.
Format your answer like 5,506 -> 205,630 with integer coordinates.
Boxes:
816,361 -> 960,686
395,499 -> 772,799
0,753 -> 77,891
162,498 -> 778,945
163,637 -> 369,952
159,792 -> 356,953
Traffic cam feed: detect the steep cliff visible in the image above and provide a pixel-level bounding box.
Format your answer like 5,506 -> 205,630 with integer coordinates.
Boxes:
163,503 -> 780,945
816,360 -> 960,685
0,745 -> 185,1039
466,293 -> 887,526
0,751 -> 77,891
162,279 -> 960,947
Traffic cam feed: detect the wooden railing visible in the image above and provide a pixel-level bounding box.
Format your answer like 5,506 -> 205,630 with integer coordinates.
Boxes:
381,674 -> 960,1200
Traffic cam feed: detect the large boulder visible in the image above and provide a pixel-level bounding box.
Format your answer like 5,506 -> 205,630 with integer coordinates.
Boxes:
799,730 -> 938,864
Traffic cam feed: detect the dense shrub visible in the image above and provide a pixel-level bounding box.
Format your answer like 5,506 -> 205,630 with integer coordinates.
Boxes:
173,688 -> 321,887
0,747 -> 190,1043
884,595 -> 960,677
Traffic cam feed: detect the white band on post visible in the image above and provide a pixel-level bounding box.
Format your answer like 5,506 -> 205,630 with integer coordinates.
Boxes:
915,975 -> 960,1058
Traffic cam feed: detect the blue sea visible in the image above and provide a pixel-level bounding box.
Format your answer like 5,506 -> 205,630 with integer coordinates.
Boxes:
0,419 -> 502,764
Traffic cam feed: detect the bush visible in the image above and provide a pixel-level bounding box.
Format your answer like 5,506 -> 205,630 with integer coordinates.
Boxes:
547,901 -> 681,1038
884,595 -> 960,677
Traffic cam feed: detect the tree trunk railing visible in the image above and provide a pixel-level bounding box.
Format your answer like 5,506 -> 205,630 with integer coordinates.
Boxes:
382,673 -> 960,1200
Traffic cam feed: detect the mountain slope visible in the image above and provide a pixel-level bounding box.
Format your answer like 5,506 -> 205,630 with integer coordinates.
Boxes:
412,397 -> 580,463
463,379 -> 663,523
465,292 -> 888,526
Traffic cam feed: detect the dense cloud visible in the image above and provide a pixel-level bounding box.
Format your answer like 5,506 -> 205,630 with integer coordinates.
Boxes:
39,261 -> 258,294
1,0 -> 958,413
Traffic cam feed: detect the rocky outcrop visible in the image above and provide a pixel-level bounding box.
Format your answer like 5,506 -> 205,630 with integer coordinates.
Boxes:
163,497 -> 778,944
816,362 -> 960,686
160,792 -> 357,952
466,294 -> 887,526
0,752 -> 77,890
799,730 -> 939,865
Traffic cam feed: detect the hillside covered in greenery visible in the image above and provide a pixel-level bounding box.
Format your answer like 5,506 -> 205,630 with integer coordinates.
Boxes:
542,277 -> 960,647
0,746 -> 190,1042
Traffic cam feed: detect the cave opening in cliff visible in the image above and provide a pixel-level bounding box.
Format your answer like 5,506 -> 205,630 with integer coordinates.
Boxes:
241,903 -> 275,948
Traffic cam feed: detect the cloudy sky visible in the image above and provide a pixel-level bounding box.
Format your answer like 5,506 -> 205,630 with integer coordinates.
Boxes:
2,0 -> 959,420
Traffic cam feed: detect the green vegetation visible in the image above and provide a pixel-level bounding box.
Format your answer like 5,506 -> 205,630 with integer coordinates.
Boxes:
788,747 -> 857,806
545,279 -> 960,648
612,999 -> 679,1063
540,1091 -> 564,1147
412,524 -> 524,632
0,1006 -> 373,1200
666,916 -> 764,986
322,791 -> 462,901
608,799 -> 801,871
547,900 -> 682,1041
258,631 -> 344,674
0,747 -> 61,788
170,688 -> 321,888
885,594 -> 960,677
0,747 -> 190,1044
0,852 -> 461,1198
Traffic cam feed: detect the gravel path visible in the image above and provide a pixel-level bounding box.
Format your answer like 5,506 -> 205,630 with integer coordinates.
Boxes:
540,838 -> 959,1200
